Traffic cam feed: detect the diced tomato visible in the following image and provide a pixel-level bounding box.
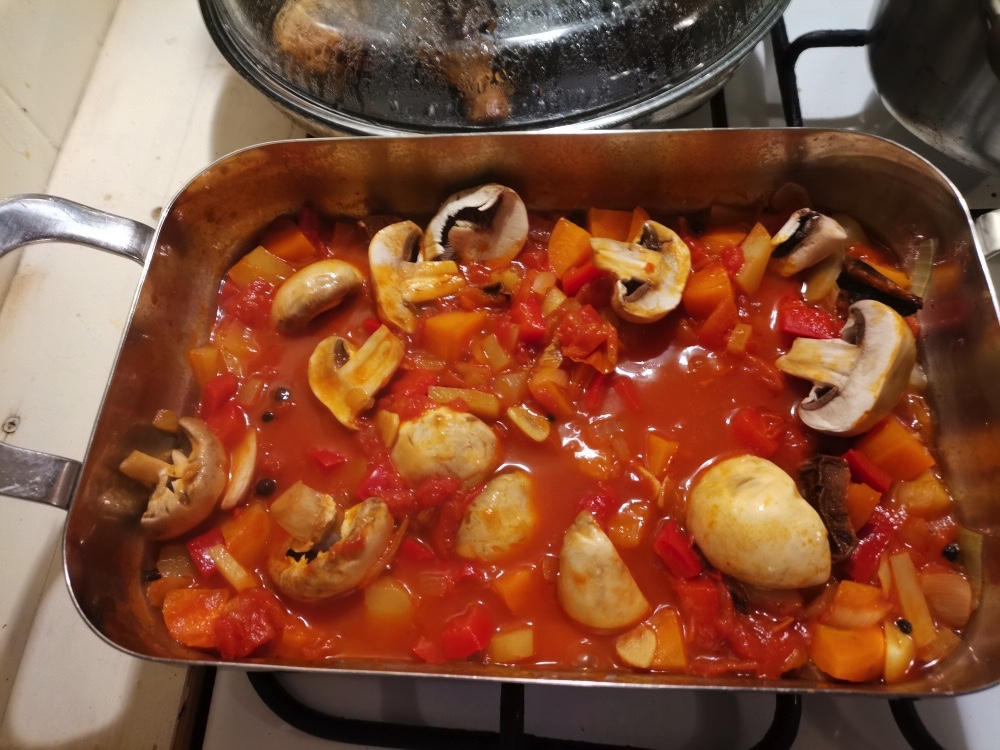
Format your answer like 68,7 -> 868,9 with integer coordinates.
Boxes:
720,245 -> 745,275
577,491 -> 620,525
200,372 -> 240,420
413,476 -> 463,510
843,448 -> 893,493
430,485 -> 483,558
654,520 -> 703,579
561,261 -> 604,297
205,401 -> 248,448
307,448 -> 349,471
777,298 -> 841,339
556,304 -> 619,374
186,528 -> 226,579
673,575 -> 735,651
381,368 -> 438,419
413,636 -> 447,664
520,248 -> 550,270
356,459 -> 413,514
511,297 -> 547,346
221,279 -> 276,328
845,506 -> 898,583
212,589 -> 286,659
727,619 -> 808,679
730,406 -> 785,458
361,316 -> 382,334
441,603 -> 495,660
397,537 -> 437,562
611,375 -> 641,412
582,370 -> 608,412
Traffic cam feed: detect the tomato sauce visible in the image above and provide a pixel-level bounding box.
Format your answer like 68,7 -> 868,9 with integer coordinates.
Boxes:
137,198 -> 974,682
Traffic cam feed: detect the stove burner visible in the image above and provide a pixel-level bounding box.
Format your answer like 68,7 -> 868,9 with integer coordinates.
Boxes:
246,671 -> 802,750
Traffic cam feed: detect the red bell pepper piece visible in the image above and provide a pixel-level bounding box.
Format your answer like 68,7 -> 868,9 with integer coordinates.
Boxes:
200,372 -> 240,420
777,298 -> 841,339
561,260 -> 604,297
307,448 -> 349,471
397,537 -> 437,562
205,401 -> 248,448
845,507 -> 897,583
511,297 -> 547,345
611,375 -> 641,412
296,206 -> 325,253
842,448 -> 893,493
582,371 -> 608,412
440,603 -> 495,660
413,636 -> 446,664
186,527 -> 226,578
654,520 -> 703,579
212,589 -> 285,659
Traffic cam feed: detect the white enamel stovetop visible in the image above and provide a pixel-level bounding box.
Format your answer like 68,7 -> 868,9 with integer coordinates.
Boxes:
1,1 -> 999,748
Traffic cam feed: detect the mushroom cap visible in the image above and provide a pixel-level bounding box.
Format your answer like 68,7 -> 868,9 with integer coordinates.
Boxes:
456,470 -> 537,561
557,511 -> 650,631
389,406 -> 500,487
271,259 -> 364,334
308,326 -> 405,430
687,455 -> 831,589
423,183 -> 528,266
777,299 -> 917,436
269,498 -> 396,602
770,209 -> 848,277
590,220 -> 691,324
140,417 -> 226,540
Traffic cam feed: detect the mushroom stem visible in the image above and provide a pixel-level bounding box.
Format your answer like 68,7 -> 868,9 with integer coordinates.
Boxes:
775,337 -> 859,390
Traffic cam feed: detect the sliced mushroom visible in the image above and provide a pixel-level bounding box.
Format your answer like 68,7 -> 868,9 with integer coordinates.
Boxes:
389,406 -> 499,487
590,221 -> 691,324
271,259 -> 364,334
369,221 -> 466,334
775,299 -> 916,436
137,417 -> 226,540
770,209 -> 848,277
423,184 -> 528,266
557,511 -> 650,631
269,498 -> 396,602
456,470 -> 536,561
799,455 -> 858,564
687,455 -> 831,590
837,257 -> 923,317
308,325 -> 404,430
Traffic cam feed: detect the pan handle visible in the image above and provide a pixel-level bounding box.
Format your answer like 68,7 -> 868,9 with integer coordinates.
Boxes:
0,194 -> 154,509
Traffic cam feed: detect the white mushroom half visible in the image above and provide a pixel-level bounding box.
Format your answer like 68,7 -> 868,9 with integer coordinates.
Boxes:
456,470 -> 537,561
775,299 -> 916,436
369,221 -> 466,334
590,220 -> 692,324
423,183 -> 528,266
770,209 -> 848,277
271,259 -> 364,334
308,325 -> 404,430
687,455 -> 831,590
136,417 -> 227,540
389,406 -> 500,487
269,498 -> 396,602
557,511 -> 650,631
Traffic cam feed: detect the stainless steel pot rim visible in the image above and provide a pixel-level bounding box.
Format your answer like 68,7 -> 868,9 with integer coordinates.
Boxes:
199,0 -> 791,135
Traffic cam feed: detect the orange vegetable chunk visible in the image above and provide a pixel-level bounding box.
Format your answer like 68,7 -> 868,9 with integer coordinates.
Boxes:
586,207 -> 633,241
856,417 -> 936,482
260,217 -> 317,262
810,624 -> 885,682
227,246 -> 294,287
845,482 -> 882,531
548,218 -> 593,278
221,502 -> 272,569
423,310 -> 489,362
161,588 -> 231,649
491,566 -> 540,614
626,206 -> 652,241
188,346 -> 223,387
682,262 -> 733,319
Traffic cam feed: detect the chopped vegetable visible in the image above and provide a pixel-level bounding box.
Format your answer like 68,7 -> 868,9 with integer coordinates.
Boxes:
653,520 -> 702,579
441,603 -> 495,660
548,218 -> 593,278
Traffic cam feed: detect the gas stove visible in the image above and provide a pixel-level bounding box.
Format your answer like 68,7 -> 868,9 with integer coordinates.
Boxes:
1,1 -> 998,748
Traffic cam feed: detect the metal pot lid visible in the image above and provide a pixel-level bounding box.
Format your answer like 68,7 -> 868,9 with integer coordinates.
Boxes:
201,0 -> 789,134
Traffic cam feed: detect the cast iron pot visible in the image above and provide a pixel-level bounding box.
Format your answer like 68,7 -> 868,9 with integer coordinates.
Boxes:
1,130 -> 1000,695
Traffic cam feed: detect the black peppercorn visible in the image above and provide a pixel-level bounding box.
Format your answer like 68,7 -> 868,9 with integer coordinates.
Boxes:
261,410 -> 275,423
895,618 -> 913,635
274,387 -> 292,402
942,542 -> 960,562
256,478 -> 277,496
142,569 -> 162,583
